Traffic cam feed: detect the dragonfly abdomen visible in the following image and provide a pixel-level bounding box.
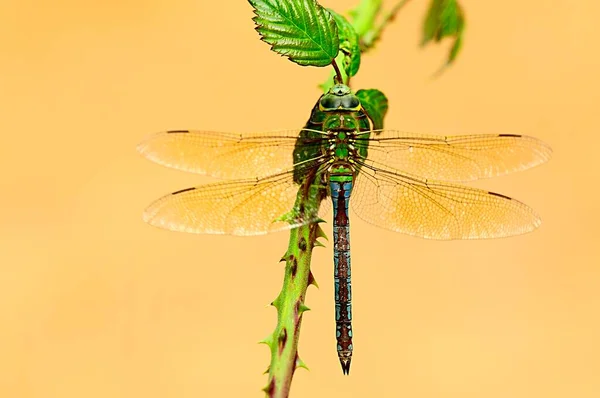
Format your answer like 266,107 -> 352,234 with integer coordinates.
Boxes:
330,175 -> 354,375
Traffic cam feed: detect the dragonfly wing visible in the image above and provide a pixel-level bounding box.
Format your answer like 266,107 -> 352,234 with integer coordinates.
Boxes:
357,131 -> 552,182
143,170 -> 330,236
351,160 -> 541,240
137,130 -> 326,179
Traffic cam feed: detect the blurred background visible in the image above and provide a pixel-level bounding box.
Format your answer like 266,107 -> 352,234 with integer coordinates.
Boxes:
1,0 -> 598,397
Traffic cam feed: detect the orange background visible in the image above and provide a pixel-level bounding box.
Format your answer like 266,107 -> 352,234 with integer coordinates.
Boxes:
1,1 -> 598,397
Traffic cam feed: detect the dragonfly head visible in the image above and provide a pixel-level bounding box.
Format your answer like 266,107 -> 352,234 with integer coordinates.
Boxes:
319,84 -> 361,111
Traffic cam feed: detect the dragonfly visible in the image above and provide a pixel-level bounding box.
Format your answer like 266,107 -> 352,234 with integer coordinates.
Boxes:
137,84 -> 551,374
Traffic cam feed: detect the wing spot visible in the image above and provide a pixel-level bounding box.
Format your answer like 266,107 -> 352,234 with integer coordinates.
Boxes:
488,191 -> 512,200
171,187 -> 196,195
498,133 -> 522,138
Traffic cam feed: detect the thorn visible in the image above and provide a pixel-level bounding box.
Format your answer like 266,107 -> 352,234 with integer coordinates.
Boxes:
271,295 -> 282,309
258,334 -> 274,346
315,224 -> 328,240
263,365 -> 270,375
308,271 -> 319,288
298,303 -> 311,314
262,379 -> 275,395
296,355 -> 309,371
279,250 -> 290,263
314,239 -> 326,248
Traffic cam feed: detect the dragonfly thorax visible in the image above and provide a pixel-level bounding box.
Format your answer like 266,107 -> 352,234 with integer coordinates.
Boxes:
323,113 -> 360,131
292,85 -> 372,184
327,129 -> 355,162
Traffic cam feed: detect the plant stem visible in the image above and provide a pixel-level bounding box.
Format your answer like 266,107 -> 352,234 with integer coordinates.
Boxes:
331,59 -> 344,84
263,180 -> 327,397
319,0 -> 381,92
320,0 -> 412,91
353,0 -> 413,51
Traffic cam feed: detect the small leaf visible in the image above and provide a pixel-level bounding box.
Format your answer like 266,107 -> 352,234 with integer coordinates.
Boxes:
422,0 -> 444,44
249,0 -> 340,67
328,9 -> 361,77
447,29 -> 463,64
421,0 -> 465,65
356,89 -> 388,130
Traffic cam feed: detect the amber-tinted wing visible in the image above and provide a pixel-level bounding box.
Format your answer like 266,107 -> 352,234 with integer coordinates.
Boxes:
143,169 -> 330,236
355,131 -> 552,182
137,130 -> 326,179
351,159 -> 541,240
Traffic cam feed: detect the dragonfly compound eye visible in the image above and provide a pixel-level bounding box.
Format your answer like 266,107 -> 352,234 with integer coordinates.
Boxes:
341,95 -> 360,109
320,93 -> 360,111
320,95 -> 343,110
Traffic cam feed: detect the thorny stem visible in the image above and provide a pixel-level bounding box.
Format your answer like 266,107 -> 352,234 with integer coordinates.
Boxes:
262,222 -> 325,397
262,179 -> 327,398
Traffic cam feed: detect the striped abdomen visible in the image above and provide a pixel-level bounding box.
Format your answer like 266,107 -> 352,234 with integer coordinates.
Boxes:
330,177 -> 353,375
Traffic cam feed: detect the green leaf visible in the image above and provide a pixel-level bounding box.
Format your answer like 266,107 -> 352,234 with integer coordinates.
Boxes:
328,9 -> 361,77
447,32 -> 463,64
421,0 -> 465,65
356,89 -> 388,130
248,0 -> 340,67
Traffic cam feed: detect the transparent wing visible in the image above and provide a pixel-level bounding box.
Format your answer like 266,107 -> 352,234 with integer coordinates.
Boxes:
137,129 -> 326,179
351,159 -> 541,240
143,169 -> 330,236
356,131 -> 552,182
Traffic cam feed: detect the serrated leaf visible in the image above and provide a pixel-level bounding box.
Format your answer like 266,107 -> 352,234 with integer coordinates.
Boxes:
328,9 -> 361,77
249,0 -> 340,67
356,89 -> 388,130
421,0 -> 465,65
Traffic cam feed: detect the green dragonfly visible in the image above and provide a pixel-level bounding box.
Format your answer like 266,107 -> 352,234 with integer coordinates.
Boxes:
137,84 -> 551,374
